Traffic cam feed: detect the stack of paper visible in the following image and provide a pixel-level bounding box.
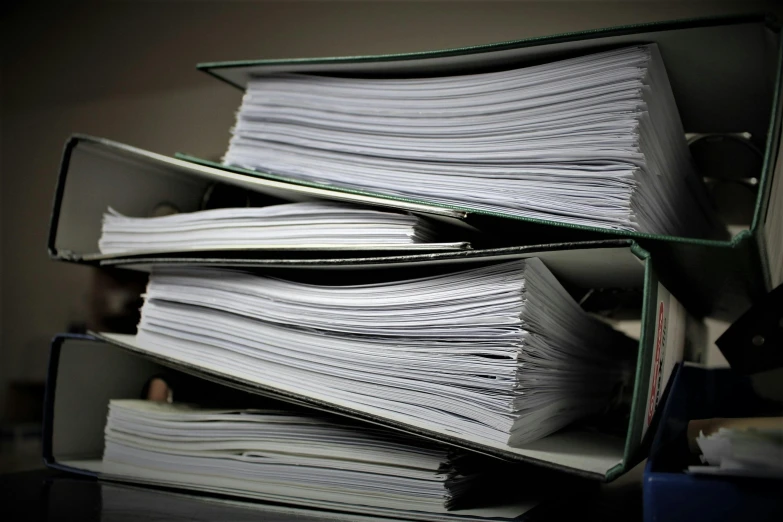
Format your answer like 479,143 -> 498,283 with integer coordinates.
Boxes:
224,44 -> 725,239
98,202 -> 463,255
102,400 -> 536,519
689,426 -> 783,478
134,258 -> 635,448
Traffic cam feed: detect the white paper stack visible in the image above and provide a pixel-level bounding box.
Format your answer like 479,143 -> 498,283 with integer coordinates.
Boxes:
689,427 -> 783,478
102,400 -> 536,520
98,202 -> 465,255
134,259 -> 634,449
224,44 -> 725,239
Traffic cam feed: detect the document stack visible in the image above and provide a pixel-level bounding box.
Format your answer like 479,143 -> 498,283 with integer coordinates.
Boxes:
43,14 -> 783,522
224,45 -> 725,239
98,202 -> 462,255
100,399 -> 537,520
134,259 -> 635,448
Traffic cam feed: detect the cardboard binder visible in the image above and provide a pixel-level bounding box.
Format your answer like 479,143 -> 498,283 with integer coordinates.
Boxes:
189,14 -> 783,320
47,135 -> 471,264
85,240 -> 690,482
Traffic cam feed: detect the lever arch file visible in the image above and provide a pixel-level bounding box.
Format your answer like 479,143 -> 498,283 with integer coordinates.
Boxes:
47,135 -> 471,264
91,240 -> 691,482
44,335 -> 554,521
190,14 -> 783,320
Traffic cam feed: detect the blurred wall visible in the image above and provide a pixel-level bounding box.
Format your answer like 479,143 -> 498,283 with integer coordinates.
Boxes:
1,0 -> 782,414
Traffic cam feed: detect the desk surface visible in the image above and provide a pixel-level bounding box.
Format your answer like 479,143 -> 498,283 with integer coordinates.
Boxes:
0,468 -> 642,521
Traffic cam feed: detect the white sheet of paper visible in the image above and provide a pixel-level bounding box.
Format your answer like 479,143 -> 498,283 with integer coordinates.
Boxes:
101,400 -> 538,520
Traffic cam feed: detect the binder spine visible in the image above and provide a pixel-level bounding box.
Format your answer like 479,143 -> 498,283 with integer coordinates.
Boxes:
47,137 -> 83,261
42,333 -> 100,475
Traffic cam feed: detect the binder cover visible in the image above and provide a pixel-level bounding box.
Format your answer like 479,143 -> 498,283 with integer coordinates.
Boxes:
43,335 -> 550,521
192,14 -> 783,320
87,241 -> 688,481
47,135 -> 471,264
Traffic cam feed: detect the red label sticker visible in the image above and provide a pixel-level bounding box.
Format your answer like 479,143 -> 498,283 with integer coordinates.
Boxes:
647,301 -> 665,425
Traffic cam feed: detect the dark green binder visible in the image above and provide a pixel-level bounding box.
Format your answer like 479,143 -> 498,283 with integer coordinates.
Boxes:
188,14 -> 783,320
91,240 -> 686,482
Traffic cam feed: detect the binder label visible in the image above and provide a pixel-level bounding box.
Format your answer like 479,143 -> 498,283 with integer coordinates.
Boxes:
647,301 -> 665,426
642,284 -> 685,440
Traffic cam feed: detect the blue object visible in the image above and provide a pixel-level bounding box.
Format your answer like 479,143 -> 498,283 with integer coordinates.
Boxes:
643,364 -> 783,522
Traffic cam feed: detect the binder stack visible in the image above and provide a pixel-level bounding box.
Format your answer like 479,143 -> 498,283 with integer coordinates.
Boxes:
43,14 -> 782,520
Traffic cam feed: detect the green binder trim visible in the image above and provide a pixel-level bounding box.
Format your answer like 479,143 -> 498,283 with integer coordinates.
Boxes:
605,243 -> 654,482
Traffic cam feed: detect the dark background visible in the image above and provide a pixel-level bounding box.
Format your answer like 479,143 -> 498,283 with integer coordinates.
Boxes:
2,0 -> 783,473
